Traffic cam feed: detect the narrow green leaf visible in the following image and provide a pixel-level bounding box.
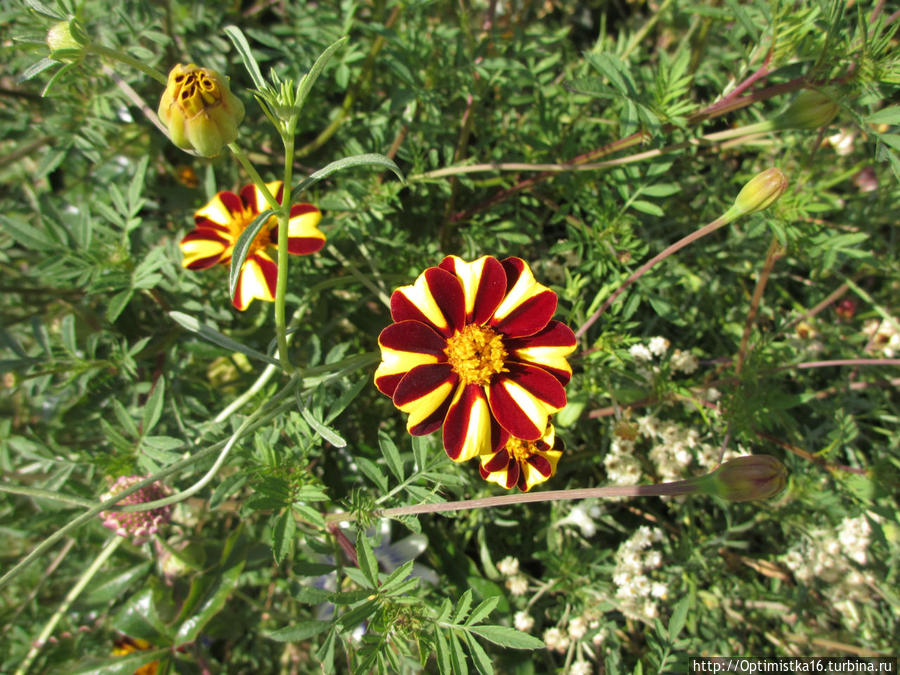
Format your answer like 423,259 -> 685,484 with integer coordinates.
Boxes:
223,25 -> 268,91
436,598 -> 454,623
467,625 -> 545,650
866,105 -> 900,125
169,311 -> 281,366
291,154 -> 404,201
453,589 -> 474,624
300,405 -> 347,447
141,377 -> 165,435
668,595 -> 690,641
111,588 -> 173,644
324,376 -> 368,424
266,620 -> 330,642
19,57 -> 58,82
227,207 -> 273,301
271,509 -> 296,565
295,36 -> 349,111
356,531 -> 379,587
434,628 -> 451,675
379,560 -> 416,594
111,398 -> 139,439
357,456 -> 388,492
84,562 -> 152,605
335,598 -> 378,632
24,0 -> 64,19
1,214 -> 56,250
465,596 -> 500,626
630,199 -> 665,217
379,431 -> 404,481
448,630 -> 468,675
316,627 -> 337,674
463,631 -> 494,675
106,289 -> 133,323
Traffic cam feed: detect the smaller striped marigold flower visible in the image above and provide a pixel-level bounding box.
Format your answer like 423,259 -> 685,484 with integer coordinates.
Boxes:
479,423 -> 563,491
375,255 -> 577,462
112,636 -> 159,675
180,181 -> 324,310
158,63 -> 245,157
99,476 -> 172,545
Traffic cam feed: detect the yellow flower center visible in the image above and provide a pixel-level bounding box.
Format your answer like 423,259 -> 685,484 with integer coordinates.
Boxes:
175,70 -> 223,117
505,436 -> 538,462
444,324 -> 507,386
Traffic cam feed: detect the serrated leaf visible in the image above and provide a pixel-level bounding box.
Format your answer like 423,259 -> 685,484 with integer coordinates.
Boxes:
465,596 -> 500,626
291,154 -> 404,202
436,598 -> 454,623
448,629 -> 468,675
356,531 -> 379,587
1,214 -> 56,250
668,595 -> 690,641
169,311 -> 280,366
379,431 -> 404,481
106,289 -> 133,323
379,560 -> 415,593
463,631 -> 494,675
292,504 -> 326,528
141,377 -> 165,435
435,628 -> 451,675
453,589 -> 474,623
300,405 -> 346,447
357,457 -> 388,492
335,598 -> 378,632
266,620 -> 330,642
271,509 -> 296,564
467,625 -> 545,649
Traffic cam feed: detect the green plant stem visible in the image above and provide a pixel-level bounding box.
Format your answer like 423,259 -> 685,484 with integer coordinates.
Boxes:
15,536 -> 124,675
118,377 -> 300,512
576,212 -> 735,340
0,484 -> 96,508
326,479 -> 701,524
274,120 -> 297,374
736,237 -> 784,375
88,44 -> 167,84
228,143 -> 281,211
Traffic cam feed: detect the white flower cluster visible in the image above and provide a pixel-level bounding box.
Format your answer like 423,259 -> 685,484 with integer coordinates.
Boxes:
497,556 -> 529,596
629,336 -> 699,376
864,319 -> 900,358
604,416 -> 744,485
612,526 -> 668,622
558,503 -> 604,537
781,515 -> 876,628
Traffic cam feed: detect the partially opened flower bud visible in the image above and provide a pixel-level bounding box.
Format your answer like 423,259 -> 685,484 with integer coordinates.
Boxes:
158,63 -> 245,157
46,19 -> 89,62
702,455 -> 787,502
732,168 -> 788,216
775,90 -> 840,130
99,475 -> 173,544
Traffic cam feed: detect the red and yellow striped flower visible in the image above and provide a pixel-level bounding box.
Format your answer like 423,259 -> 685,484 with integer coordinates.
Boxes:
180,181 -> 324,310
479,424 -> 563,491
375,255 -> 576,462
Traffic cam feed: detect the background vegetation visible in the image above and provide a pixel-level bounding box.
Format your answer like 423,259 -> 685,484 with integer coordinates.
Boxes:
1,0 -> 898,673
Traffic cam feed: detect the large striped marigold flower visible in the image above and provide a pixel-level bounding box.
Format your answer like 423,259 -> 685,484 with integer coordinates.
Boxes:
180,181 -> 324,310
375,255 -> 576,461
480,424 -> 563,491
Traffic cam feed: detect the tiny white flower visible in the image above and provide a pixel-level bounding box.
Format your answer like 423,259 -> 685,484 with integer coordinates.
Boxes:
648,336 -> 670,356
506,574 -> 529,596
570,660 -> 593,675
644,551 -> 662,569
642,600 -> 658,620
543,627 -> 570,653
592,628 -> 608,646
629,344 -> 653,362
651,582 -> 668,598
671,349 -> 699,374
497,556 -> 520,577
514,610 -> 534,632
568,616 -> 587,640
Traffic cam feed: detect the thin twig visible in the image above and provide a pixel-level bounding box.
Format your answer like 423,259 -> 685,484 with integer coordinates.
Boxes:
736,238 -> 784,375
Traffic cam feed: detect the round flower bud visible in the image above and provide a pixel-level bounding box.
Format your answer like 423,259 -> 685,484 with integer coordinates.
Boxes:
46,19 -> 89,62
702,455 -> 787,502
775,90 -> 840,130
99,475 -> 173,544
158,63 -> 245,157
732,168 -> 788,216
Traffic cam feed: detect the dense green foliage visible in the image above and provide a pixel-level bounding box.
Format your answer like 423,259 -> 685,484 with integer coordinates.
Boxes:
2,0 -> 898,673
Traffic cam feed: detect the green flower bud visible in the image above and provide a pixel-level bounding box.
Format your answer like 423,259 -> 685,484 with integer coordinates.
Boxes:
701,455 -> 787,502
46,19 -> 89,62
158,63 -> 245,158
775,89 -> 840,130
732,168 -> 788,216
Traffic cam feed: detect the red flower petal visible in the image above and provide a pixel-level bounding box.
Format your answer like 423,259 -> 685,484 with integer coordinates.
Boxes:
442,384 -> 504,461
374,321 -> 448,397
526,454 -> 553,477
393,363 -> 457,436
232,253 -> 278,311
180,228 -> 231,269
240,181 -> 284,213
491,257 -> 557,338
439,255 -> 507,325
482,449 -> 511,473
194,190 -> 243,232
505,320 -> 577,385
390,266 -> 465,338
487,362 -> 567,440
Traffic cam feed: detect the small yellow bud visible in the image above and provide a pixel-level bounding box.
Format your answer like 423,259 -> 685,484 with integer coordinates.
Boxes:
46,19 -> 88,61
775,90 -> 840,130
732,168 -> 788,216
158,63 -> 245,157
703,455 -> 787,502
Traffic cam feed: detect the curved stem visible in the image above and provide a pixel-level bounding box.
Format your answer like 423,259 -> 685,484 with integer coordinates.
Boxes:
88,44 -> 167,84
326,479 -> 700,524
15,536 -> 124,675
576,212 -> 734,340
0,484 -> 96,508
